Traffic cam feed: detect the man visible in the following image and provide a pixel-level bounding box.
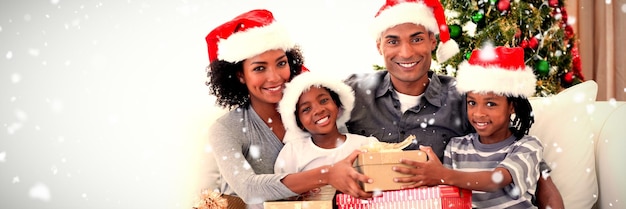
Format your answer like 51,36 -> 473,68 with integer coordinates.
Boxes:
344,0 -> 564,208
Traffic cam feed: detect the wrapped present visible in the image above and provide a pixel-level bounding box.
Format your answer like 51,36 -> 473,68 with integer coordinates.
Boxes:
264,185 -> 335,209
355,150 -> 427,192
336,185 -> 472,209
263,200 -> 332,209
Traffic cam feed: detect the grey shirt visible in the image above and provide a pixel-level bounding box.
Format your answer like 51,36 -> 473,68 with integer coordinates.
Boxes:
208,105 -> 297,206
345,71 -> 473,161
444,133 -> 542,209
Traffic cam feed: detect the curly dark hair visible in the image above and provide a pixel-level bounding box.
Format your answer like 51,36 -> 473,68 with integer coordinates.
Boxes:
508,96 -> 535,139
206,47 -> 305,110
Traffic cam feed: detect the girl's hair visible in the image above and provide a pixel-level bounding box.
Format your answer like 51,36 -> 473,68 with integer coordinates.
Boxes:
295,87 -> 343,131
508,96 -> 534,139
206,47 -> 305,109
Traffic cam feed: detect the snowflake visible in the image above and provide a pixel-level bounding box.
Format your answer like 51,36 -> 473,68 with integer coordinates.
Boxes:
29,183 -> 51,202
491,171 -> 504,184
249,145 -> 260,159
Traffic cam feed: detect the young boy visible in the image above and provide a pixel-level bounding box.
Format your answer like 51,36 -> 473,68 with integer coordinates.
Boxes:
273,72 -> 381,200
403,46 -> 543,208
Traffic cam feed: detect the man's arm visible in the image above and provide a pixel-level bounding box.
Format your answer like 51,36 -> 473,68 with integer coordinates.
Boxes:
536,176 -> 564,209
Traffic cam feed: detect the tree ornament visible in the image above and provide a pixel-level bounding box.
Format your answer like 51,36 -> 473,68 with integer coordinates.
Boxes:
560,7 -> 569,23
563,71 -> 574,84
536,60 -> 550,76
449,24 -> 462,38
549,0 -> 559,8
565,25 -> 574,39
463,21 -> 478,37
528,37 -> 539,49
465,51 -> 472,60
471,12 -> 484,23
497,0 -> 510,12
571,44 -> 585,80
520,39 -> 529,48
489,0 -> 497,5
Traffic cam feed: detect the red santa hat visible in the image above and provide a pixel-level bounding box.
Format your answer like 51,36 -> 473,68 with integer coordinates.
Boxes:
371,0 -> 459,63
456,46 -> 537,98
205,9 -> 296,63
278,72 -> 355,143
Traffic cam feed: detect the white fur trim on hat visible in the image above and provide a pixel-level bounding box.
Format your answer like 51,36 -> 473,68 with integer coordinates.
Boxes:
436,39 -> 460,63
278,72 -> 355,143
218,22 -> 295,63
370,2 -> 438,40
456,61 -> 537,97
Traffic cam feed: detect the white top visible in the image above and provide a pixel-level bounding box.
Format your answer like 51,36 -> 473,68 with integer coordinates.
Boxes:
395,90 -> 422,113
274,133 -> 379,200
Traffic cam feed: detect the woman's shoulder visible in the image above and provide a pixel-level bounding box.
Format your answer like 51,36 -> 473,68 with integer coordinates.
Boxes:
210,108 -> 250,134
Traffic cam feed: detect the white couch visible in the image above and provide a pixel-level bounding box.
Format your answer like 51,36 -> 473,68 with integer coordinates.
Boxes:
528,81 -> 626,209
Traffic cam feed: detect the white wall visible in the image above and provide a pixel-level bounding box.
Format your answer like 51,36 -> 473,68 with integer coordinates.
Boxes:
0,0 -> 382,208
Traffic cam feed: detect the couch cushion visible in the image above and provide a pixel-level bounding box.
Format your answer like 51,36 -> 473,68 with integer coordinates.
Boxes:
528,81 -> 598,209
594,101 -> 626,209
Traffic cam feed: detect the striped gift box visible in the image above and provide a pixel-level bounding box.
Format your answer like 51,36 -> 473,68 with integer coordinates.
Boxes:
336,185 -> 471,209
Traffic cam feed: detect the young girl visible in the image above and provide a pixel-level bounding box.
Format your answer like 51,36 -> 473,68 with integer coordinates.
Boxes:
397,46 -> 543,208
274,72 -> 380,200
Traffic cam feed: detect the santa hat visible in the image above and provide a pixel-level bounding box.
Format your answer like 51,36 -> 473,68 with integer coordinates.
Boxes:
278,72 -> 355,143
206,9 -> 295,63
456,46 -> 537,98
371,0 -> 459,62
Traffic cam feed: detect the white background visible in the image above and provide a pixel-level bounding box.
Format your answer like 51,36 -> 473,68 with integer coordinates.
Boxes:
0,0 -> 385,208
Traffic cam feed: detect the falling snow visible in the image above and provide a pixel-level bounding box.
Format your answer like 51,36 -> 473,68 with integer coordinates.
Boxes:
478,43 -> 496,60
249,145 -> 260,159
1,1 -> 620,209
491,171 -> 504,184
29,183 -> 51,202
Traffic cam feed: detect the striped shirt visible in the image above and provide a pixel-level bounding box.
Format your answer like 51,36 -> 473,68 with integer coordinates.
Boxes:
444,133 -> 543,209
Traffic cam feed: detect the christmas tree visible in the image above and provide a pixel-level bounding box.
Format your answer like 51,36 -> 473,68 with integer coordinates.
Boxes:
437,0 -> 584,96
373,0 -> 585,96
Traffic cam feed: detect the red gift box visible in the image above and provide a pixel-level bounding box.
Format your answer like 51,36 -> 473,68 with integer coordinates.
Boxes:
336,185 -> 472,209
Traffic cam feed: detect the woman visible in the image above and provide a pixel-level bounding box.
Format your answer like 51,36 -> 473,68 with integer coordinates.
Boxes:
204,9 -> 370,208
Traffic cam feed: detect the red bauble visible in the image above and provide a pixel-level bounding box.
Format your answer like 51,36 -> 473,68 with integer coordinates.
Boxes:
528,37 -> 539,49
497,0 -> 510,11
572,55 -> 582,73
565,25 -> 574,39
520,39 -> 529,48
560,7 -> 569,23
563,72 -> 574,84
549,0 -> 559,7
